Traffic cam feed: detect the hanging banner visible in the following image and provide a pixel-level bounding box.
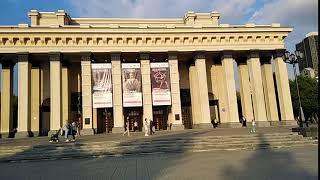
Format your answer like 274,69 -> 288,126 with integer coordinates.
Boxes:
122,63 -> 142,107
92,63 -> 113,108
150,62 -> 171,106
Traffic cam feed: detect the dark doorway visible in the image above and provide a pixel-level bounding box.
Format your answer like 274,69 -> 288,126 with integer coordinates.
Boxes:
180,89 -> 192,129
153,107 -> 168,130
97,108 -> 113,133
124,107 -> 143,131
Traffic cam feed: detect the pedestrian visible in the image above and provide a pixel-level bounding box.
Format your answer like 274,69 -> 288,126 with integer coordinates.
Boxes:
149,118 -> 154,135
77,116 -> 81,137
123,118 -> 130,136
250,119 -> 256,133
214,117 -> 219,128
134,120 -> 138,132
242,116 -> 247,128
62,121 -> 70,142
144,118 -> 149,136
70,122 -> 77,141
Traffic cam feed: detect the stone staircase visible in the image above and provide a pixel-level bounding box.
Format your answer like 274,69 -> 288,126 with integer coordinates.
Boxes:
0,131 -> 317,162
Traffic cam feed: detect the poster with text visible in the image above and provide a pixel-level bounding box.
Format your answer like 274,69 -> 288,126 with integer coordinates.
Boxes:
122,63 -> 142,107
92,63 -> 113,108
150,62 -> 171,105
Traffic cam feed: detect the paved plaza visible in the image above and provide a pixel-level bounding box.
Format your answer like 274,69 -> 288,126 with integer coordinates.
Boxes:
0,145 -> 317,180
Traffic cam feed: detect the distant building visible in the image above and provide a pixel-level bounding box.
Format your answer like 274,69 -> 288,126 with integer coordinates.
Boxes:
295,32 -> 318,77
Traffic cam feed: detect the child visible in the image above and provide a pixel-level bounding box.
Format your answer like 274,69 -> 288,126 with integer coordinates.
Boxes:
250,120 -> 256,133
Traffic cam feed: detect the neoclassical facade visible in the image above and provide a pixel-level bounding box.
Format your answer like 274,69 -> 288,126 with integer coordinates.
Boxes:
0,10 -> 295,138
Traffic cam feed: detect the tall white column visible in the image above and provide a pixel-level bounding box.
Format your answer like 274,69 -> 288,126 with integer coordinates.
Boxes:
261,56 -> 279,123
168,52 -> 183,130
31,63 -> 40,137
49,52 -> 62,135
17,53 -> 31,138
247,51 -> 268,126
194,52 -> 211,127
140,52 -> 153,122
80,52 -> 94,135
111,52 -> 124,133
189,65 -> 200,126
274,50 -> 294,124
0,62 -> 14,138
238,61 -> 254,122
222,52 -> 239,126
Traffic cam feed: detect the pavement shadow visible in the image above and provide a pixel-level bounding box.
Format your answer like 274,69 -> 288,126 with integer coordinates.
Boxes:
221,133 -> 318,180
0,129 -> 212,180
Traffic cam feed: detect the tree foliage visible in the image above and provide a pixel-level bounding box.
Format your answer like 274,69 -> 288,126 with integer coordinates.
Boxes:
289,76 -> 318,119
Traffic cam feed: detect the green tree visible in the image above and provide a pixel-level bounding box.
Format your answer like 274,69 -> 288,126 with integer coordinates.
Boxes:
289,76 -> 318,120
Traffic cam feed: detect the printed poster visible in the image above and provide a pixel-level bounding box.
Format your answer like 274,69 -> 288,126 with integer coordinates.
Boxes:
92,63 -> 113,108
150,62 -> 171,106
122,63 -> 142,107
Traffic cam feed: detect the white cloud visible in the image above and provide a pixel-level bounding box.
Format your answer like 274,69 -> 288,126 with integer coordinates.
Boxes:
249,0 -> 318,51
68,0 -> 255,23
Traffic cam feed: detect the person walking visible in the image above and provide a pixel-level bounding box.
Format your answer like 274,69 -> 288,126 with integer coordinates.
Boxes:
214,117 -> 219,128
144,118 -> 149,136
242,116 -> 247,128
149,118 -> 155,135
123,118 -> 130,136
62,121 -> 70,142
134,120 -> 138,132
70,122 -> 77,141
250,119 -> 256,133
76,116 -> 81,137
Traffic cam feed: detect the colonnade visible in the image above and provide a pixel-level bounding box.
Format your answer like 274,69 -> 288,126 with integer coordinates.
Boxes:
0,50 -> 295,138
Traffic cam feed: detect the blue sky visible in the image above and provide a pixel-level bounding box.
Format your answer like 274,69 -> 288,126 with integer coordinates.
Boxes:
0,0 -> 318,95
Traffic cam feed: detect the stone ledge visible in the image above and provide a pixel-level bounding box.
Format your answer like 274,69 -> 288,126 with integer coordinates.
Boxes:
112,127 -> 124,133
219,122 -> 242,128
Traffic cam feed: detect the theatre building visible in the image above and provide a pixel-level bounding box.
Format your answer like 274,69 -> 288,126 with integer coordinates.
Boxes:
0,10 -> 295,138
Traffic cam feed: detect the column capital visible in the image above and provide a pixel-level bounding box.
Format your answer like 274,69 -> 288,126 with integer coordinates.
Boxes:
260,55 -> 272,64
110,51 -> 121,61
221,50 -> 234,59
139,51 -> 150,60
247,50 -> 260,59
273,49 -> 286,58
168,51 -> 178,60
194,51 -> 206,59
48,52 -> 61,61
80,51 -> 92,61
17,52 -> 29,62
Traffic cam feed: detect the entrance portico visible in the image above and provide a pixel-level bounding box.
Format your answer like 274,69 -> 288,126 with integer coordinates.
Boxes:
0,10 -> 296,138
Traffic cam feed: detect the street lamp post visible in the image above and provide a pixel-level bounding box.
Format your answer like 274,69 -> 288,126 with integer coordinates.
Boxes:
284,50 -> 306,127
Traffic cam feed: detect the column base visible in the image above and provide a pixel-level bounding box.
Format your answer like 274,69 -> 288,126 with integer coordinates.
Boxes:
280,120 -> 297,126
112,127 -> 124,133
193,123 -> 213,129
171,124 -> 184,131
81,128 -> 95,136
0,132 -> 10,138
29,131 -> 40,137
256,121 -> 271,127
270,121 -> 281,126
220,122 -> 242,128
15,131 -> 30,138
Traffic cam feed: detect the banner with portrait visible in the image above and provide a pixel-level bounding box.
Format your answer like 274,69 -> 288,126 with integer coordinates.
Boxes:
150,62 -> 171,106
92,63 -> 113,108
122,63 -> 142,107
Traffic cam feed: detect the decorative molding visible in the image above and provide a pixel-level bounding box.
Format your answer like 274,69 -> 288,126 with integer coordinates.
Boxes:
0,31 -> 289,53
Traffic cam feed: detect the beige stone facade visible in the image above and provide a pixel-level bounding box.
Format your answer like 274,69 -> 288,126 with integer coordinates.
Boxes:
0,10 -> 295,138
